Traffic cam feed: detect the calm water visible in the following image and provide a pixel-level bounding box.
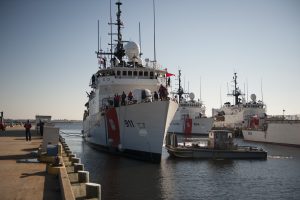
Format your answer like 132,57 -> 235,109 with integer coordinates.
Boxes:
56,122 -> 300,200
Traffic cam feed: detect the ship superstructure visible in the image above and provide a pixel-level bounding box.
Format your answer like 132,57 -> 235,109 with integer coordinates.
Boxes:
168,70 -> 213,136
212,73 -> 266,131
83,1 -> 178,162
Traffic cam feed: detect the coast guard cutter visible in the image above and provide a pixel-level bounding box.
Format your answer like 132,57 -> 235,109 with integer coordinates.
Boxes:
83,1 -> 178,162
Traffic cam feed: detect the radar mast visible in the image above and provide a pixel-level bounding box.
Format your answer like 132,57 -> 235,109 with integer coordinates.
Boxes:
97,1 -> 125,63
227,73 -> 244,105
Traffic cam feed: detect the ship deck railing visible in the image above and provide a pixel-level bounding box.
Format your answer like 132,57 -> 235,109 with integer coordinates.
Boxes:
100,97 -> 177,112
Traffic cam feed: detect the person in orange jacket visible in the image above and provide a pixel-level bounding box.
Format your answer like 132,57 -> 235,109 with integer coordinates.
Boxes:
24,120 -> 32,141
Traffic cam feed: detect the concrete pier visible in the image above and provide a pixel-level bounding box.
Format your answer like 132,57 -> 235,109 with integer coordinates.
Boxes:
0,127 -> 61,199
60,136 -> 101,200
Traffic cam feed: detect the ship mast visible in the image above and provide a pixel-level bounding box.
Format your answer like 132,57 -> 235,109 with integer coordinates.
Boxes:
114,1 -> 125,62
228,72 -> 243,105
175,70 -> 188,103
97,1 -> 125,63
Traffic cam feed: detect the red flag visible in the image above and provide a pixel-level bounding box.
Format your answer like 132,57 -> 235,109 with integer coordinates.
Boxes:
166,72 -> 175,77
164,68 -> 175,77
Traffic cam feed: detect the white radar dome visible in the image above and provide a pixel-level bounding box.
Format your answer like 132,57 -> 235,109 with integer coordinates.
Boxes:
189,92 -> 195,100
124,41 -> 140,61
250,94 -> 257,102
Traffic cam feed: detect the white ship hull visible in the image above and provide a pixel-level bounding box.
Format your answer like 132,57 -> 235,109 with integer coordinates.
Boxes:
213,106 -> 266,129
83,100 -> 178,162
168,118 -> 213,135
243,122 -> 300,147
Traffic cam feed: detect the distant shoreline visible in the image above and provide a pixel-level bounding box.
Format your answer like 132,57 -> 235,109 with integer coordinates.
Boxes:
3,119 -> 82,124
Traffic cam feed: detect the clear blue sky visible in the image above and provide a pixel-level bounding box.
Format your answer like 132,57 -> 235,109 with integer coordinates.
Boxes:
1,0 -> 300,120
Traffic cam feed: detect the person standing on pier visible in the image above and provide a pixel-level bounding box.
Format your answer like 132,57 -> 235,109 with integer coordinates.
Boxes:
39,120 -> 44,136
24,120 -> 32,141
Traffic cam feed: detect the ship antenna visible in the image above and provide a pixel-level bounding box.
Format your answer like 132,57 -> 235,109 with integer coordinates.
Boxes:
109,0 -> 113,61
176,69 -> 189,103
178,70 -> 183,102
227,82 -> 229,95
200,76 -> 202,102
228,72 -> 243,105
246,78 -> 249,102
261,78 -> 264,103
184,75 -> 186,92
153,0 -> 157,63
97,20 -> 100,52
97,19 -> 104,68
234,72 -> 238,105
139,22 -> 143,57
114,0 -> 125,62
243,82 -> 245,102
100,37 -> 102,52
220,86 -> 222,107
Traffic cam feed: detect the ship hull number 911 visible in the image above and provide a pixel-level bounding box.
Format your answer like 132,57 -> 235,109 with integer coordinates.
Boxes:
124,120 -> 135,127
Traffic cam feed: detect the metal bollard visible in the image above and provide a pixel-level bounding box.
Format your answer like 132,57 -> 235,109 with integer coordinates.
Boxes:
66,150 -> 72,156
86,183 -> 101,200
69,154 -> 76,159
74,163 -> 84,172
71,157 -> 80,164
78,170 -> 89,183
59,137 -> 65,142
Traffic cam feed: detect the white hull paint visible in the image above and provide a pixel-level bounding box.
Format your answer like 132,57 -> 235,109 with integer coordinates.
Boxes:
168,118 -> 213,135
243,122 -> 300,147
213,106 -> 266,129
82,1 -> 179,162
84,100 -> 178,155
212,73 -> 266,130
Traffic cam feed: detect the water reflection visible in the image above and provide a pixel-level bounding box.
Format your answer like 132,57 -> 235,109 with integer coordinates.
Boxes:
59,123 -> 300,200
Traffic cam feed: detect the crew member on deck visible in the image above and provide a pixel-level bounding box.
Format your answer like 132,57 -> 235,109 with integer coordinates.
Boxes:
121,91 -> 126,106
114,94 -> 120,107
159,84 -> 168,100
154,91 -> 159,101
128,91 -> 133,102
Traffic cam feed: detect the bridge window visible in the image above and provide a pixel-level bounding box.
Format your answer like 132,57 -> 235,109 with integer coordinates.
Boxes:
139,71 -> 143,76
144,71 -> 148,77
128,71 -> 132,76
133,71 -> 138,76
117,71 -> 121,76
150,72 -> 154,78
122,71 -> 127,76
